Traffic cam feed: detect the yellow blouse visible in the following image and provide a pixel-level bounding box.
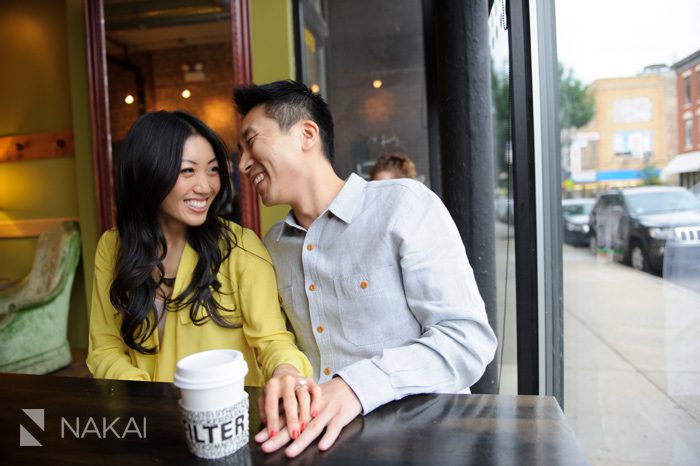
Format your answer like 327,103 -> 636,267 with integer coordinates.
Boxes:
87,222 -> 312,386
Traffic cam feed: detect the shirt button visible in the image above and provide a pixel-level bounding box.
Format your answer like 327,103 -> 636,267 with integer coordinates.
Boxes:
360,280 -> 368,289
316,325 -> 324,333
278,295 -> 283,305
324,367 -> 331,376
309,283 -> 316,292
306,244 -> 314,251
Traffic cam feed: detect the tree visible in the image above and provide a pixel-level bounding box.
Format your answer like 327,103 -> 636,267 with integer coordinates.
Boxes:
558,65 -> 594,190
490,62 -> 594,191
490,64 -> 594,148
559,64 -> 594,130
639,159 -> 661,186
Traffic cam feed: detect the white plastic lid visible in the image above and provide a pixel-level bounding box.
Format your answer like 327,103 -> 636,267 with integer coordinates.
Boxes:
173,349 -> 248,390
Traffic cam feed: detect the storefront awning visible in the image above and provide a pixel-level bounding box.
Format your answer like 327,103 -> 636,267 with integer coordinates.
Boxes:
596,169 -> 644,181
661,151 -> 700,178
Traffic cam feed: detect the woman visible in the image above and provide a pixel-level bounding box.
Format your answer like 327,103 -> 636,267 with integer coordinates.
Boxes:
87,110 -> 317,436
369,151 -> 417,180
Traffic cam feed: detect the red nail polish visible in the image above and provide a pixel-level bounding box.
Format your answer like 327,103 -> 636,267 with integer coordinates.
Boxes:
291,429 -> 299,439
300,422 -> 307,432
311,409 -> 318,417
269,429 -> 277,438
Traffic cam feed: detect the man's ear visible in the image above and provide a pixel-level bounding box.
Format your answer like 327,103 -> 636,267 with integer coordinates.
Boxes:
300,119 -> 320,152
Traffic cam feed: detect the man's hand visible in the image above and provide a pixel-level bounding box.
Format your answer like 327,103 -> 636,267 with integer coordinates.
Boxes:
258,364 -> 321,442
255,376 -> 362,458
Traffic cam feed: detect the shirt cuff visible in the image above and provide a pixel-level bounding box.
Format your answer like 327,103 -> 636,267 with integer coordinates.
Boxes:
335,358 -> 396,415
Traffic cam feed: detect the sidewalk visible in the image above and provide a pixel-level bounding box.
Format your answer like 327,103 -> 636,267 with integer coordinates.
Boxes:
563,246 -> 700,465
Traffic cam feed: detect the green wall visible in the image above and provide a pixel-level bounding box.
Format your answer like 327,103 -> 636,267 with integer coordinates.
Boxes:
250,0 -> 296,235
0,0 -> 96,349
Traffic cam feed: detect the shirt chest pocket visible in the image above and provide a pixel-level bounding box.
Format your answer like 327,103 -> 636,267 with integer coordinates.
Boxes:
333,265 -> 416,346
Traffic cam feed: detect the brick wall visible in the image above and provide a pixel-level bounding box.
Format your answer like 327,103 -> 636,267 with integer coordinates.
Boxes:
108,42 -> 238,153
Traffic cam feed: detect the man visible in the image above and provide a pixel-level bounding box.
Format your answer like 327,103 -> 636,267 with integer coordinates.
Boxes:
234,80 -> 497,458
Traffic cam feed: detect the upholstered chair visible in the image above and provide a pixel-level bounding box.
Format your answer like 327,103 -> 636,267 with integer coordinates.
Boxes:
0,221 -> 81,374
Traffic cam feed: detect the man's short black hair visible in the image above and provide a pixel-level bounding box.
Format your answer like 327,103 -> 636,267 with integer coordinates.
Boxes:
233,80 -> 335,163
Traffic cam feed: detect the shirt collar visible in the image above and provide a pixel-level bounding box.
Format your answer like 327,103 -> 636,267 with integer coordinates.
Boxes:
327,173 -> 366,224
277,210 -> 305,240
277,173 -> 367,240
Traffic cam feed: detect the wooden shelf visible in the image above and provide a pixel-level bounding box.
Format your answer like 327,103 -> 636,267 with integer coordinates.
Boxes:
0,217 -> 80,239
0,130 -> 74,163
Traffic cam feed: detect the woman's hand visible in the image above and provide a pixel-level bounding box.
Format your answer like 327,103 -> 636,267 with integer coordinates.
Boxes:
257,364 -> 321,442
255,377 -> 363,458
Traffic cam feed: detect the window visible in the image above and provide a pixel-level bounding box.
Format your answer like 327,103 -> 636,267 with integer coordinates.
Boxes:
557,2 -> 700,464
613,130 -> 653,158
295,0 -> 328,97
322,0 -> 430,184
489,0 -> 517,396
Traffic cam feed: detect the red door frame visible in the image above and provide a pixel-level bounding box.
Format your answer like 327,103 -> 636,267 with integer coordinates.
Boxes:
230,0 -> 261,236
85,0 -> 115,234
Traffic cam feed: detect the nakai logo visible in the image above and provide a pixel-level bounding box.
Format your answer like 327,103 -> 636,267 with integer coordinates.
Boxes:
20,409 -> 44,447
18,408 -> 148,446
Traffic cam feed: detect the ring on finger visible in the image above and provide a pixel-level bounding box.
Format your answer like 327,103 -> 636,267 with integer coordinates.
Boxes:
294,378 -> 309,392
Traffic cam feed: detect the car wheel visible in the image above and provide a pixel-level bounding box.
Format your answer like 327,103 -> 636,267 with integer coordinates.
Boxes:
589,235 -> 597,255
630,243 -> 651,272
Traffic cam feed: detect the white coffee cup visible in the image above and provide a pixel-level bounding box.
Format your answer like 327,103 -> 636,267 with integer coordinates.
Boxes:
173,349 -> 249,459
174,349 -> 248,410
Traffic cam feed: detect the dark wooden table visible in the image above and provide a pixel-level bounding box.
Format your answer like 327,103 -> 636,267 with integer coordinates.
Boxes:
0,373 -> 587,465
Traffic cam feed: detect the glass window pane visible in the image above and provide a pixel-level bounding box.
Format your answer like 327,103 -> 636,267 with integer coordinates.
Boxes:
323,0 -> 430,184
489,0 -> 517,395
557,1 -> 700,463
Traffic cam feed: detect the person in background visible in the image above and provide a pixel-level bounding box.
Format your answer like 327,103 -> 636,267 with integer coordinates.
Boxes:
234,80 -> 497,458
87,110 -> 320,437
369,151 -> 417,180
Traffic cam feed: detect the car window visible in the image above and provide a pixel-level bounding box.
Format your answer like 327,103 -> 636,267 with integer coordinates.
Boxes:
563,201 -> 594,216
625,190 -> 700,215
609,196 -> 623,208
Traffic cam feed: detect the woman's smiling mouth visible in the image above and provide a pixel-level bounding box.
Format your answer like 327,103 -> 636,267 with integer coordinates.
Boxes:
185,199 -> 208,212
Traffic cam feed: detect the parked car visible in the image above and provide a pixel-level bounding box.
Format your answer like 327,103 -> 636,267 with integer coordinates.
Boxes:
562,198 -> 595,246
588,186 -> 700,274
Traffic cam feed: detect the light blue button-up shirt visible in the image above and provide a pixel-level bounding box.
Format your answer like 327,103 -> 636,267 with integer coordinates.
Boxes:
264,174 -> 497,414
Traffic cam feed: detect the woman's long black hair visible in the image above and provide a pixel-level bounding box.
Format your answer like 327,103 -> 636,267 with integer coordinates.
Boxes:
110,110 -> 239,354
